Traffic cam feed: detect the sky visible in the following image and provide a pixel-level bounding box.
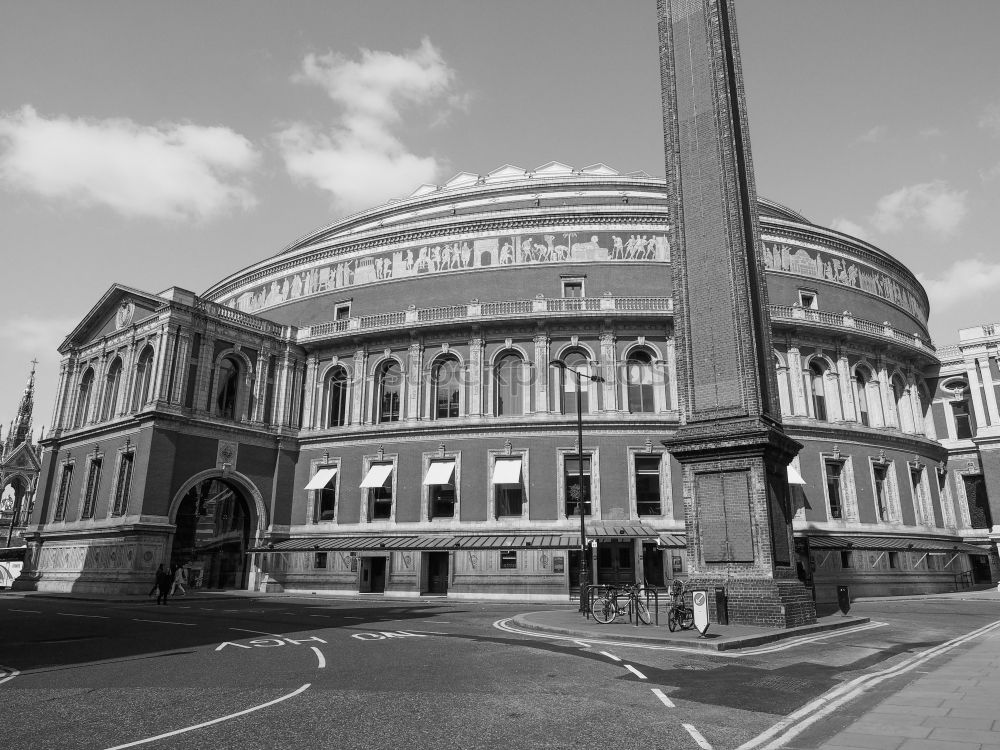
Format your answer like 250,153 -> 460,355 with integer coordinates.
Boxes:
2,1 -> 999,434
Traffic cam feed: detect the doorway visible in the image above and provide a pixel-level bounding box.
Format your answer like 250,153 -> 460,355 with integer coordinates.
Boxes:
360,556 -> 387,593
641,543 -> 665,588
425,552 -> 449,594
172,478 -> 252,589
970,555 -> 993,584
596,541 -> 635,586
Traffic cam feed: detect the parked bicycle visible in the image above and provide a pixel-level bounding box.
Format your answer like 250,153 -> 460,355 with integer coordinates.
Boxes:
667,579 -> 695,632
591,583 -> 652,625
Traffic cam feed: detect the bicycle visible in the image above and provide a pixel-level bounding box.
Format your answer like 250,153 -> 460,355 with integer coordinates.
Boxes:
591,583 -> 652,625
667,580 -> 695,632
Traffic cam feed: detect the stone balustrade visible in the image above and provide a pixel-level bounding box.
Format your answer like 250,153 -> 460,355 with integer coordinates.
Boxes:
768,304 -> 935,354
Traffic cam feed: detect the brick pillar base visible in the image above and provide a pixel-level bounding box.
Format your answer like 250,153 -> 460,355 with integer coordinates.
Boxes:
684,575 -> 815,629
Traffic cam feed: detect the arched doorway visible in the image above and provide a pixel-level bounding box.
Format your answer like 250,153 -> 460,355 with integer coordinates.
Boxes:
171,478 -> 252,589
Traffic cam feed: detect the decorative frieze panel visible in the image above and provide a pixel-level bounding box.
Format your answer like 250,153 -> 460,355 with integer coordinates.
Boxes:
762,239 -> 928,323
222,230 -> 672,315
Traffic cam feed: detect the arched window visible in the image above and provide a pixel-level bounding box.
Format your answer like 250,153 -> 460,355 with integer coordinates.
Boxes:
495,353 -> 525,416
100,358 -> 123,421
432,357 -> 461,419
854,368 -> 870,426
809,360 -> 828,421
626,351 -> 655,413
891,374 -> 910,430
325,367 -> 349,427
75,368 -> 95,427
376,360 -> 402,423
216,356 -> 241,420
132,346 -> 155,410
560,350 -> 591,414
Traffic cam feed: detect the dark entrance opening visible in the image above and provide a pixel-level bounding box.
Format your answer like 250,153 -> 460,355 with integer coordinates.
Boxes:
425,551 -> 449,594
172,478 -> 252,590
642,542 -> 665,588
596,541 -> 634,586
971,555 -> 993,584
360,556 -> 387,593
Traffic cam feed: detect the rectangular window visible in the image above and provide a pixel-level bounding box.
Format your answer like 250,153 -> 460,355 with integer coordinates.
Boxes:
335,303 -> 351,321
889,551 -> 899,569
798,290 -> 818,309
840,550 -> 853,568
562,279 -> 584,298
492,457 -> 524,517
564,455 -> 592,516
307,466 -> 338,523
873,464 -> 889,522
361,462 -> 395,522
964,474 -> 993,529
635,456 -> 662,516
499,550 -> 518,570
952,400 -> 974,439
112,453 -> 134,517
910,467 -> 929,524
825,461 -> 843,520
314,552 -> 328,569
53,464 -> 73,522
424,460 -> 456,520
81,458 -> 102,519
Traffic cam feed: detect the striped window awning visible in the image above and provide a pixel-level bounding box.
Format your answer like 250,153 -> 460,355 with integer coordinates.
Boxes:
304,467 -> 338,490
805,535 -> 988,554
252,534 -> 579,553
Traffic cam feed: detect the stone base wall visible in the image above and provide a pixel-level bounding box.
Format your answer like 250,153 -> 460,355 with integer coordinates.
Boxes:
684,575 -> 816,628
29,534 -> 169,595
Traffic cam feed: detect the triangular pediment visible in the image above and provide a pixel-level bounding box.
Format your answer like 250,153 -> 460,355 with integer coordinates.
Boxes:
60,284 -> 165,353
408,183 -> 439,198
533,161 -> 575,176
581,163 -> 620,176
1,441 -> 40,473
484,165 -> 527,183
443,172 -> 480,189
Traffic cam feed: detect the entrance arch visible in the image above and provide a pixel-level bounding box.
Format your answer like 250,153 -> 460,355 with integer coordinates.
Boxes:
168,471 -> 264,590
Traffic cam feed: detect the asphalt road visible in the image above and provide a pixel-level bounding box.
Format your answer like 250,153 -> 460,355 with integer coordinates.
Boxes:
0,593 -> 997,750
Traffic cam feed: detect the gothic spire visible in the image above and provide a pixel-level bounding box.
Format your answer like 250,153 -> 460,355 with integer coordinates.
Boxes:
4,360 -> 36,457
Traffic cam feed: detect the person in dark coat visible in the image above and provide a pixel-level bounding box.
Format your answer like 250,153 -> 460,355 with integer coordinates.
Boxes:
149,564 -> 164,597
155,564 -> 172,605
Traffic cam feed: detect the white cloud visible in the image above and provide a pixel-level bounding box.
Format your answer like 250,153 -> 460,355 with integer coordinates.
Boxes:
917,258 -> 1000,312
828,217 -> 870,242
870,180 -> 968,236
916,127 -> 943,139
277,38 -> 461,214
853,125 -> 887,145
0,106 -> 259,221
979,103 -> 1000,137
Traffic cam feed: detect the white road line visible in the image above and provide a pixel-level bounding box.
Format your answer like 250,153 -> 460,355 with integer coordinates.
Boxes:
230,628 -> 284,637
599,651 -> 621,662
0,667 -> 20,686
624,664 -> 647,680
651,688 -> 675,707
683,723 -> 713,749
311,647 -> 326,669
10,609 -> 41,613
133,619 -> 196,627
573,640 -> 591,648
345,616 -> 364,620
58,613 -> 109,619
736,618 -> 1000,750
102,683 -> 311,749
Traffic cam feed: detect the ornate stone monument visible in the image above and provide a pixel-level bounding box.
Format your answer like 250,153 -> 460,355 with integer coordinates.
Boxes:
658,0 -> 816,627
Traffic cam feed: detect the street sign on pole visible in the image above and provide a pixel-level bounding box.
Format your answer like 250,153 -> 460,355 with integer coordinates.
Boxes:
692,589 -> 710,636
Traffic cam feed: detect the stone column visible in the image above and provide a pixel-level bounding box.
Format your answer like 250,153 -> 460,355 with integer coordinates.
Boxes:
786,346 -> 808,416
352,349 -> 368,425
252,348 -> 271,423
301,354 -> 319,429
877,363 -> 896,429
49,361 -> 69,433
88,352 -> 111,424
907,374 -> 925,436
406,341 -> 423,422
836,352 -> 856,421
599,331 -> 617,412
468,336 -> 484,417
272,349 -> 293,427
977,356 -> 1000,426
533,333 -> 550,415
665,332 -> 678,410
170,333 -> 191,405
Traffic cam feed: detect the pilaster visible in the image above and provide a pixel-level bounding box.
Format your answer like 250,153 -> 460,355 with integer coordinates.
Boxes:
301,353 -> 319,429
787,346 -> 807,416
533,333 -> 550,415
978,356 -> 1000,425
406,341 -> 423,422
170,333 -> 191,405
351,349 -> 368,425
468,336 -> 484,417
965,358 -> 990,430
836,352 -> 855,421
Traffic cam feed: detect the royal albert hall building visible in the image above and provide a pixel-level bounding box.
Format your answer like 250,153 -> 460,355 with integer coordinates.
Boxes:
16,162 -> 998,602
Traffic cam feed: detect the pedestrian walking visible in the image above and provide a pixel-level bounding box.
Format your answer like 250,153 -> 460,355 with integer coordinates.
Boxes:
155,564 -> 172,605
170,563 -> 187,596
149,564 -> 164,598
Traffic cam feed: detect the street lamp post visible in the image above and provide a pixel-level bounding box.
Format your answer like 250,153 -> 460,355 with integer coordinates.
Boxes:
550,359 -> 604,615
